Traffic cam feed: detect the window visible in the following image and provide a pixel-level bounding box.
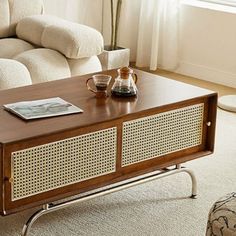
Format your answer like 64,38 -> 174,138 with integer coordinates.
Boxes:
200,0 -> 236,6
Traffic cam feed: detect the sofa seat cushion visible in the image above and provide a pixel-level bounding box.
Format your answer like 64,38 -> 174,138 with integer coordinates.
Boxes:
0,59 -> 32,90
16,15 -> 104,59
0,38 -> 35,59
14,48 -> 71,84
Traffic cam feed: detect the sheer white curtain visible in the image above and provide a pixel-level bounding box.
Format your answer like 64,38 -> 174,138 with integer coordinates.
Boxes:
136,0 -> 180,71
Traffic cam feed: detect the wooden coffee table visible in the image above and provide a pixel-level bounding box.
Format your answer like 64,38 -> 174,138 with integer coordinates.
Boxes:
0,69 -> 217,235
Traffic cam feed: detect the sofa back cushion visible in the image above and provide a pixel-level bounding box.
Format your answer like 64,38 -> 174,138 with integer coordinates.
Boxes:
0,0 -> 44,38
17,15 -> 104,59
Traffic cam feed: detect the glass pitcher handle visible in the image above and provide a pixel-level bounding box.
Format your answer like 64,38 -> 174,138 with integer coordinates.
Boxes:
132,73 -> 138,84
86,77 -> 97,94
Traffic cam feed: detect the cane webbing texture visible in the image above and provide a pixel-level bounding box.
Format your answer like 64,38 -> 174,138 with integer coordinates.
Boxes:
11,128 -> 117,201
122,104 -> 204,167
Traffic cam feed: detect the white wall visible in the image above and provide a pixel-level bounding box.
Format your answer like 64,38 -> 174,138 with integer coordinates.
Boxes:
177,3 -> 236,88
43,0 -> 103,31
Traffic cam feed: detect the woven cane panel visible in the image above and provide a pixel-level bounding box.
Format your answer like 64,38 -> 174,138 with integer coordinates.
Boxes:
122,104 -> 204,167
11,128 -> 117,201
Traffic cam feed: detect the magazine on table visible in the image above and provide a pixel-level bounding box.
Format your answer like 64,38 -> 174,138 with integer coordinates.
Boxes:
3,97 -> 83,120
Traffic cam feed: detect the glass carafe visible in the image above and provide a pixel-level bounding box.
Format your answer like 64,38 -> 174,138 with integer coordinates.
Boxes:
111,67 -> 138,97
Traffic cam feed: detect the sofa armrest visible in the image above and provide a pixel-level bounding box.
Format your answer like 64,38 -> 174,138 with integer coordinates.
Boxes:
16,15 -> 104,59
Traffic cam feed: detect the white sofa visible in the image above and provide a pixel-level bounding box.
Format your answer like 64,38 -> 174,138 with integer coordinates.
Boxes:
0,0 -> 104,90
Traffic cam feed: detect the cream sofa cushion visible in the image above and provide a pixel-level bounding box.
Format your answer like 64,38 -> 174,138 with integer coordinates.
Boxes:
0,59 -> 32,89
67,56 -> 102,76
15,48 -> 71,84
0,0 -> 44,38
0,0 -> 10,38
16,15 -> 60,46
42,22 -> 103,59
16,15 -> 104,59
0,38 -> 35,59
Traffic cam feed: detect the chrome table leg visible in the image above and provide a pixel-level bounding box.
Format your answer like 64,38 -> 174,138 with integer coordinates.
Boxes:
22,204 -> 49,236
175,164 -> 197,198
21,167 -> 197,236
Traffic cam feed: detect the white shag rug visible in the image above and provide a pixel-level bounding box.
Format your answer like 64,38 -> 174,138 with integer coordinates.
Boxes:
0,108 -> 236,236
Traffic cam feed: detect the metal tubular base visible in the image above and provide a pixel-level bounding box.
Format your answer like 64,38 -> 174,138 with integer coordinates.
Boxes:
21,165 -> 197,236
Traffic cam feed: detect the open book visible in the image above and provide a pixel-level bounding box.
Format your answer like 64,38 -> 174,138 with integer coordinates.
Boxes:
3,97 -> 83,120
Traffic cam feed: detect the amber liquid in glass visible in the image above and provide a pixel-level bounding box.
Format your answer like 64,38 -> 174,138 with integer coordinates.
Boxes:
95,83 -> 107,91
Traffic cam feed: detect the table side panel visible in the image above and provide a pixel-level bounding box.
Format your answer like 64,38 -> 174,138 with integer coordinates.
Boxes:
206,94 -> 218,151
2,95 -> 217,215
3,120 -> 121,214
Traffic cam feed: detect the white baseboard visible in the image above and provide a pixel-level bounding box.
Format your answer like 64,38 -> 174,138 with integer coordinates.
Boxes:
176,61 -> 236,88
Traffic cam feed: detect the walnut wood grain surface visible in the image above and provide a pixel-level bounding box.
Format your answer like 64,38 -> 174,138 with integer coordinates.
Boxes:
0,69 -> 216,144
0,69 -> 218,215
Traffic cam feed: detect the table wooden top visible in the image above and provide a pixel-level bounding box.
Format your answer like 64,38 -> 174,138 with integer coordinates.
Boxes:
0,69 -> 216,144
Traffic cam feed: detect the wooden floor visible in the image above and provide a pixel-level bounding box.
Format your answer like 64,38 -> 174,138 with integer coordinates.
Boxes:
136,66 -> 236,97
